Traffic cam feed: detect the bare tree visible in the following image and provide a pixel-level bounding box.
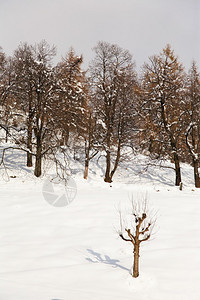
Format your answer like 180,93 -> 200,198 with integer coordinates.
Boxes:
31,40 -> 57,177
119,198 -> 155,278
185,62 -> 200,187
0,52 -> 17,144
142,45 -> 186,186
53,48 -> 88,145
0,47 -> 8,106
12,43 -> 36,166
89,41 -> 137,182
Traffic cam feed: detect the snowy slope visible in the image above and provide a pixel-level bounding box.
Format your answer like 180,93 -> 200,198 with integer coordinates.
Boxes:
0,151 -> 200,300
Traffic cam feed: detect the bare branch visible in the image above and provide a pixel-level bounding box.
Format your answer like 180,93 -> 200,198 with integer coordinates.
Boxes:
119,233 -> 132,243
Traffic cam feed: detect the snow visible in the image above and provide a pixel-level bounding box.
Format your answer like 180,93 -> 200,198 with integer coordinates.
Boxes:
0,151 -> 200,299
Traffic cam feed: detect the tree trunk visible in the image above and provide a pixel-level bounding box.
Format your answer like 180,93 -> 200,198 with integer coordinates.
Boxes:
110,140 -> 121,181
173,152 -> 181,186
133,243 -> 140,278
62,127 -> 69,146
34,136 -> 42,177
84,159 -> 89,180
185,126 -> 200,187
104,150 -> 112,183
193,159 -> 200,188
5,122 -> 9,143
27,152 -> 32,168
27,123 -> 33,167
5,128 -> 8,143
27,92 -> 33,167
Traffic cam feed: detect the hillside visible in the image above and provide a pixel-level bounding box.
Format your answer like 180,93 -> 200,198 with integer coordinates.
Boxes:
0,150 -> 200,300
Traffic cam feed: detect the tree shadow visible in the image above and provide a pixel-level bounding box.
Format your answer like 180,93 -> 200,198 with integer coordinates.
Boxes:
86,249 -> 129,271
0,147 -> 33,174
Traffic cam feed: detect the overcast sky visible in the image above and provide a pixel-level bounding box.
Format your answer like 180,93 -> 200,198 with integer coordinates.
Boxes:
0,0 -> 199,70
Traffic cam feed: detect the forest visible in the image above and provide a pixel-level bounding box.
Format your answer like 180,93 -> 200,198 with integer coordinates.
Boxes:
0,40 -> 200,187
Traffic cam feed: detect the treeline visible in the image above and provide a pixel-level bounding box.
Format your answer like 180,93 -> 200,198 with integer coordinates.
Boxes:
0,40 -> 200,187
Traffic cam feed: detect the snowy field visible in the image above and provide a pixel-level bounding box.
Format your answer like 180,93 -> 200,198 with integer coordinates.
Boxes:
0,151 -> 200,300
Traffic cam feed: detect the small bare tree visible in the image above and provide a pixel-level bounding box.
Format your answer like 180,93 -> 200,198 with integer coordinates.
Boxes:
119,198 -> 155,278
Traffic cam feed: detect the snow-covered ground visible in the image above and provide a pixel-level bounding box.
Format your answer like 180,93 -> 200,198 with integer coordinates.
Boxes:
0,150 -> 200,300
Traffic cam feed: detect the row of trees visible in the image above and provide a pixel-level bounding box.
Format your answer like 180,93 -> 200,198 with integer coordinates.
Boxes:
0,41 -> 88,177
0,41 -> 200,187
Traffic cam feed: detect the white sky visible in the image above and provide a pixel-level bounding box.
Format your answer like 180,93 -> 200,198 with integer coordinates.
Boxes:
0,0 -> 199,71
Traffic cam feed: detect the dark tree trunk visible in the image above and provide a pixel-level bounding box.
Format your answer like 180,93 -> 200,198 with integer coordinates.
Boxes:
34,149 -> 42,177
27,152 -> 32,168
27,122 -> 33,167
104,150 -> 112,183
173,152 -> 181,186
27,92 -> 33,167
193,159 -> 200,188
170,137 -> 181,186
5,128 -> 8,143
62,127 -> 69,146
34,135 -> 42,177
